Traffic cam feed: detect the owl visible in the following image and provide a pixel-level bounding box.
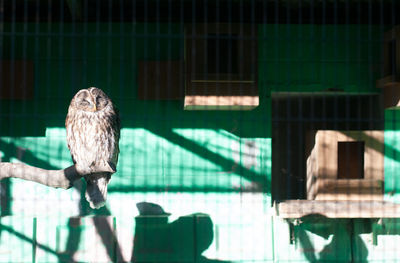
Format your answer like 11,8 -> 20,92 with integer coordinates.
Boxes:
66,87 -> 120,209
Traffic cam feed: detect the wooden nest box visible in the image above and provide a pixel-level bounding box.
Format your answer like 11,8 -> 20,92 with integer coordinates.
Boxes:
184,24 -> 259,110
306,130 -> 384,201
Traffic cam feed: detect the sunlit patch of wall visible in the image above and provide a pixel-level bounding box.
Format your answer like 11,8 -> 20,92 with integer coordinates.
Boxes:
384,109 -> 400,203
0,127 -> 272,261
0,127 -> 270,210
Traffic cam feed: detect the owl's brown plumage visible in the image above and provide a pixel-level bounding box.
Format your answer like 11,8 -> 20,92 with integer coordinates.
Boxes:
66,87 -> 120,209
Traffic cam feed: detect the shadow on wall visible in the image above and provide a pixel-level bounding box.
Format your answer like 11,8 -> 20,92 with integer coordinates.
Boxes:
291,214 -> 369,262
51,201 -> 229,262
132,202 -> 230,263
0,133 -> 258,261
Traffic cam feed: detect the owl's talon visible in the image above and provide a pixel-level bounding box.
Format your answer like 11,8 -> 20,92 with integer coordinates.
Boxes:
75,165 -> 92,176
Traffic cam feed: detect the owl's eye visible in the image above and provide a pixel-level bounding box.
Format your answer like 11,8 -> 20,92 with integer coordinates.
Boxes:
96,96 -> 108,107
80,100 -> 90,106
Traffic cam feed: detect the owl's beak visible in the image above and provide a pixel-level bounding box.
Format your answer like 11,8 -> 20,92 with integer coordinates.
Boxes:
89,95 -> 97,111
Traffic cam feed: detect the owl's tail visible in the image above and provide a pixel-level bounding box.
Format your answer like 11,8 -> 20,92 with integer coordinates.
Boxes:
85,176 -> 109,209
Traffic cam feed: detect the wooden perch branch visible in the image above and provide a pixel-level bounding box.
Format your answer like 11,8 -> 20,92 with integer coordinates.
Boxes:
0,163 -> 82,189
0,161 -> 116,190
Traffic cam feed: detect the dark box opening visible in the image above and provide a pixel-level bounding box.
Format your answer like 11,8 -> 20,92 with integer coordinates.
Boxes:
337,141 -> 365,179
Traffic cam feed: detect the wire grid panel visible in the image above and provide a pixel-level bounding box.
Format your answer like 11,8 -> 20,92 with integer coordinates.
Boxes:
0,1 -> 400,262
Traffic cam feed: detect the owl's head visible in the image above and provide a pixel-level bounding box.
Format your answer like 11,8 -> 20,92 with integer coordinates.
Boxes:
72,87 -> 111,112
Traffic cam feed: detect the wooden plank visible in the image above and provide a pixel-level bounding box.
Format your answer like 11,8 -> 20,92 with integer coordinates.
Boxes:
276,200 -> 400,218
137,61 -> 184,100
186,82 -> 258,96
184,95 -> 259,110
315,179 -> 383,201
0,60 -> 34,100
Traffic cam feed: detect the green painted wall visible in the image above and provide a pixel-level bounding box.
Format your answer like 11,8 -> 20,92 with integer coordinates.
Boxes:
0,23 -> 389,262
259,24 -> 382,93
384,108 -> 400,203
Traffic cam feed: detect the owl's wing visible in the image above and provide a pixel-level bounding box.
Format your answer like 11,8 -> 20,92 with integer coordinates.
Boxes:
110,107 -> 121,169
65,113 -> 77,165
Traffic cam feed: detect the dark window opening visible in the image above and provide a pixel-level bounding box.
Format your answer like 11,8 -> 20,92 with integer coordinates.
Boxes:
207,34 -> 238,74
337,141 -> 365,179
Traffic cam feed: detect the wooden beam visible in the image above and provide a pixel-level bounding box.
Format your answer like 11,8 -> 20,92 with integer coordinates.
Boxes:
276,200 -> 400,219
315,179 -> 383,201
184,95 -> 259,110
